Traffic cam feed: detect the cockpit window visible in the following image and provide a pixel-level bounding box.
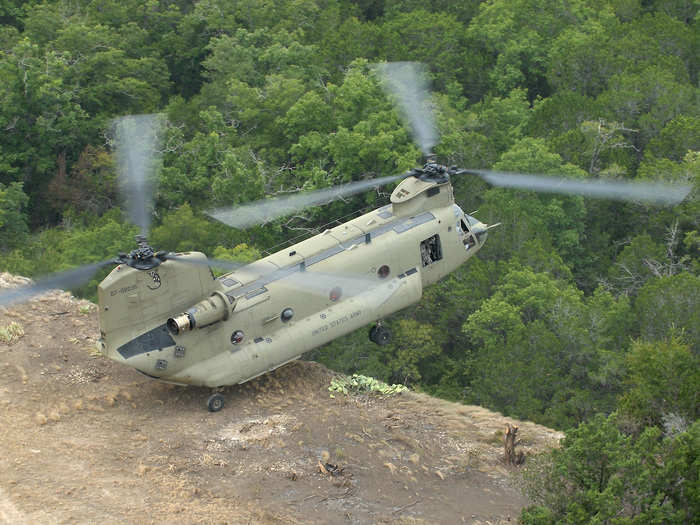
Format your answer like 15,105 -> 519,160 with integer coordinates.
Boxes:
464,234 -> 476,249
464,214 -> 479,227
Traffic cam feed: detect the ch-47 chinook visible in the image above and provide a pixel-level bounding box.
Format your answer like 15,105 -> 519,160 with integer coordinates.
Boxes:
0,63 -> 691,411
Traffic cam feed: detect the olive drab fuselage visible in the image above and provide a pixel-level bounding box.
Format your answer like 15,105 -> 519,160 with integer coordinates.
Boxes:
96,175 -> 488,387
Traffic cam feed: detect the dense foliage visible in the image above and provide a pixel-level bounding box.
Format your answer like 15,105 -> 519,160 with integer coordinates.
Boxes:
1,1 -> 697,520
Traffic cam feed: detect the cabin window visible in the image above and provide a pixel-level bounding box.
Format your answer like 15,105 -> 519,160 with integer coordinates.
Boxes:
420,235 -> 443,266
330,287 -> 342,301
457,219 -> 476,250
378,265 -> 390,279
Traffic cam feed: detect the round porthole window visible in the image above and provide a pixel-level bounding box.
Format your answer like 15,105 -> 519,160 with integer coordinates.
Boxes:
377,265 -> 390,279
329,287 -> 342,302
231,330 -> 244,344
281,307 -> 294,322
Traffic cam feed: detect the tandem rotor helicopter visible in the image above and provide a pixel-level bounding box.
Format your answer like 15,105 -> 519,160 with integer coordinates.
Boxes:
0,63 -> 691,411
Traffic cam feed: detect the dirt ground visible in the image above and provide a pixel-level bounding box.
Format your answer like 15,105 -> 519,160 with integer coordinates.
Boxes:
0,274 -> 563,524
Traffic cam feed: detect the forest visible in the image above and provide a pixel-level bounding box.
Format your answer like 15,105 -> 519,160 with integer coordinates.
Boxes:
0,0 -> 698,522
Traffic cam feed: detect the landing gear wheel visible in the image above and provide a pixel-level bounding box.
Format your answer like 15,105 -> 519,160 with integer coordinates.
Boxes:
207,393 -> 224,412
369,324 -> 391,346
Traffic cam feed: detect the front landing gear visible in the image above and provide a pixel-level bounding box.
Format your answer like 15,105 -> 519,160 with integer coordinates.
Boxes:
207,393 -> 225,412
369,323 -> 391,346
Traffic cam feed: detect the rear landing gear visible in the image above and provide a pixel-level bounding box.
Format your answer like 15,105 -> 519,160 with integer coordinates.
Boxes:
207,393 -> 224,412
369,323 -> 391,346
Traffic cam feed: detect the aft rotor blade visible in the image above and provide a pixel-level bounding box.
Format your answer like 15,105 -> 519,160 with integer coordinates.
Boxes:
162,254 -> 247,271
113,114 -> 164,236
467,169 -> 692,205
376,62 -> 438,157
168,253 -> 395,300
0,260 -> 114,308
206,173 -> 405,229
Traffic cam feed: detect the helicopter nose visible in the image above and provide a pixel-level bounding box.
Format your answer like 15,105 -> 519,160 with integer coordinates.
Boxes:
474,222 -> 501,245
471,223 -> 489,244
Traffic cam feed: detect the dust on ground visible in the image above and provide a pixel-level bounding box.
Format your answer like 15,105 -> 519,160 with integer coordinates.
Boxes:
0,273 -> 563,524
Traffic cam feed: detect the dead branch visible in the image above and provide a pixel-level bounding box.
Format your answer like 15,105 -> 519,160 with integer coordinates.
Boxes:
504,423 -> 525,466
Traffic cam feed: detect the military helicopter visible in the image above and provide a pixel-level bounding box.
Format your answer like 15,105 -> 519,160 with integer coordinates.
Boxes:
0,63 -> 691,411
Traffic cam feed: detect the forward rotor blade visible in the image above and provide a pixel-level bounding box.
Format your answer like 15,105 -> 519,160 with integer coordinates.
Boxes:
280,268 -> 378,299
376,62 -> 438,156
467,170 -> 692,205
113,114 -> 164,235
0,260 -> 114,308
206,173 -> 405,229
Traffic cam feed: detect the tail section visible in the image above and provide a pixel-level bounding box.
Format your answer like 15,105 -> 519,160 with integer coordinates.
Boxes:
97,252 -> 215,366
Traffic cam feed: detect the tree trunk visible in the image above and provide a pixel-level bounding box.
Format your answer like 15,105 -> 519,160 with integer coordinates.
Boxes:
504,423 -> 525,465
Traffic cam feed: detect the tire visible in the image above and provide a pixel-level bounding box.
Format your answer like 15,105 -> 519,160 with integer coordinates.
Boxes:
207,393 -> 224,412
369,325 -> 391,346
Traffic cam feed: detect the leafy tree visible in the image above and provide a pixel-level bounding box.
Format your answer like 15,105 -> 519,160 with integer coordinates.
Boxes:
57,211 -> 139,265
635,151 -> 699,261
547,14 -> 619,97
378,9 -> 468,89
0,37 -> 92,217
211,243 -> 261,264
618,337 -> 699,431
202,28 -> 323,90
149,203 -> 239,254
284,61 -> 418,218
0,0 -> 32,30
0,7 -> 170,226
478,137 -> 587,268
597,66 -> 697,153
307,328 -> 394,384
611,12 -> 696,82
0,209 -> 136,294
433,89 -> 497,169
634,272 -> 700,352
206,243 -> 262,277
0,181 -> 28,251
48,21 -> 169,115
384,318 -> 445,385
21,2 -> 69,46
647,115 -> 700,162
578,119 -> 639,175
317,16 -> 380,74
280,90 -> 334,142
159,108 -> 265,210
463,268 -> 631,428
47,146 -> 118,217
383,0 -> 482,24
467,89 -> 531,155
521,414 -> 699,524
526,93 -> 607,172
606,233 -> 667,296
467,0 -> 598,97
526,91 -> 599,141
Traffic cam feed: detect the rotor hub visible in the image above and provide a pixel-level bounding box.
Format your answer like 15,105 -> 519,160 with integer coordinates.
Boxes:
118,235 -> 164,270
416,162 -> 450,184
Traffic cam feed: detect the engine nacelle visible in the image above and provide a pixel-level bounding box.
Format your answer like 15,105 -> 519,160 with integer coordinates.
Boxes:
167,292 -> 229,335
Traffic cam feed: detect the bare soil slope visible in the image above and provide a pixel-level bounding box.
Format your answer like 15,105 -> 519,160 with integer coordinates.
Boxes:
0,274 -> 562,524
